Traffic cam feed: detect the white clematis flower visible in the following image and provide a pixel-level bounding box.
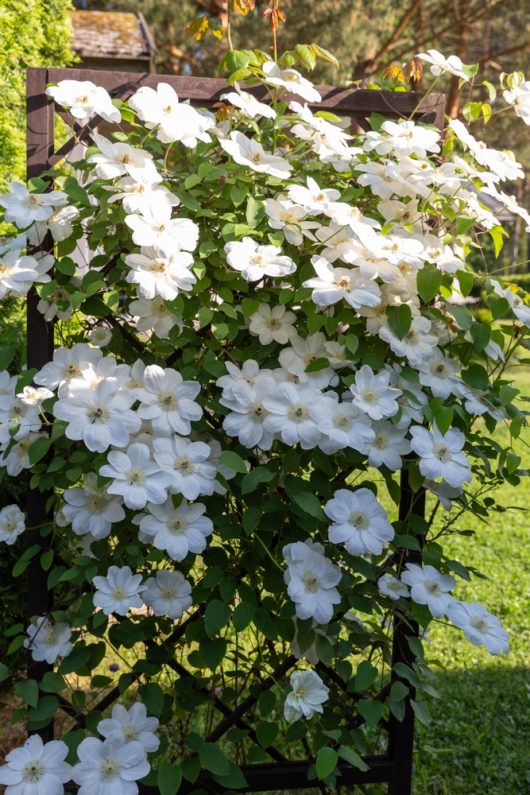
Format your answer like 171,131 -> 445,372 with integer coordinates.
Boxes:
225,237 -> 296,282
368,420 -> 410,470
317,398 -> 375,455
400,563 -> 455,617
129,82 -> 215,146
24,616 -> 72,664
284,670 -> 329,722
34,343 -> 102,391
100,443 -> 169,510
97,702 -> 160,753
125,247 -> 196,300
324,488 -> 394,556
283,539 -> 341,624
219,131 -> 292,179
503,78 -> 530,125
248,303 -> 296,345
0,735 -> 72,795
153,436 -> 217,500
0,504 -> 25,545
287,177 -> 340,213
263,197 -> 314,245
447,601 -> 509,655
0,249 -> 53,298
417,49 -> 471,80
46,79 -> 120,122
93,565 -> 146,616
53,379 -> 141,453
220,376 -> 277,450
125,198 -> 199,253
263,382 -> 328,449
410,424 -> 471,487
135,499 -> 213,560
221,89 -> 276,119
129,295 -> 182,339
142,569 -> 193,619
378,573 -> 410,601
262,61 -> 322,102
0,181 -> 66,228
88,133 -> 160,183
73,737 -> 150,795
133,365 -> 202,436
62,473 -> 125,540
303,257 -> 381,309
349,365 -> 402,420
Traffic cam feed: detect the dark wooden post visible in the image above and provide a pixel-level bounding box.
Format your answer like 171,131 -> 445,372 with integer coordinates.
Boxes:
26,67 -> 55,741
389,469 -> 426,795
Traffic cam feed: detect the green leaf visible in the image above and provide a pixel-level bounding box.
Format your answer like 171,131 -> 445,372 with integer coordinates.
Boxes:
0,663 -> 9,683
15,679 -> 39,708
0,345 -> 16,369
58,645 -> 91,675
469,322 -> 491,352
241,466 -> 275,495
304,357 -> 330,373
199,637 -> 227,670
255,720 -> 279,748
64,176 -> 91,207
219,450 -> 247,474
157,762 -> 182,795
28,436 -> 51,465
499,385 -> 518,406
295,43 -> 317,71
139,682 -> 165,717
12,544 -> 41,577
199,742 -> 230,776
204,600 -> 230,637
316,747 -> 338,780
387,304 -> 412,339
292,491 -> 325,520
353,660 -> 378,692
357,699 -> 384,728
462,364 -> 489,391
489,225 -> 507,257
309,42 -> 340,69
223,49 -> 250,74
417,267 -> 442,303
27,695 -> 59,728
40,672 -> 66,693
55,257 -> 76,276
245,196 -> 261,227
411,698 -> 431,725
337,746 -> 369,772
450,305 -> 473,330
242,506 -> 261,534
232,601 -> 256,632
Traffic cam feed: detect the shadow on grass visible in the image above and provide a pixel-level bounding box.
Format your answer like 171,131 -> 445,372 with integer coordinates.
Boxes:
241,665 -> 529,795
414,664 -> 530,795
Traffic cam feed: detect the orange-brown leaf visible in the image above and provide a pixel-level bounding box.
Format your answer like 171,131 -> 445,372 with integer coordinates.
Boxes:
185,16 -> 210,41
231,0 -> 256,15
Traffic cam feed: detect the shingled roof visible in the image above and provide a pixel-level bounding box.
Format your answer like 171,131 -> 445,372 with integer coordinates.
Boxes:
70,10 -> 156,63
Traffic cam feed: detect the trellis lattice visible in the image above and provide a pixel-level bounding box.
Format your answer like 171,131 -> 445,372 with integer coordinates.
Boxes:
25,66 -> 443,795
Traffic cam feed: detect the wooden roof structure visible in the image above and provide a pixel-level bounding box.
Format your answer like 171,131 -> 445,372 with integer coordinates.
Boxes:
70,10 -> 156,73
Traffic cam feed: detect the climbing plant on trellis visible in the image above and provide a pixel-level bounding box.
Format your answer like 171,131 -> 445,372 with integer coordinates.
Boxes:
1,44 -> 525,795
22,67 -> 443,795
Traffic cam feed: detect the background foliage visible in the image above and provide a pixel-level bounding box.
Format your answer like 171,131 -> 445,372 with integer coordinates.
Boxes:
0,0 -> 75,195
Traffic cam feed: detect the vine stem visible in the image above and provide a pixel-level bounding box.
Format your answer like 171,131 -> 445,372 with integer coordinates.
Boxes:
226,2 -> 234,52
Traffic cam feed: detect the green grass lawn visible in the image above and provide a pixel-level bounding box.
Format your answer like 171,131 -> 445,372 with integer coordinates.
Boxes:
413,367 -> 530,795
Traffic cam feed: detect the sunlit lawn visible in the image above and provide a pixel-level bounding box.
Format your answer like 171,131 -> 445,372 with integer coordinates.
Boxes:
413,366 -> 530,795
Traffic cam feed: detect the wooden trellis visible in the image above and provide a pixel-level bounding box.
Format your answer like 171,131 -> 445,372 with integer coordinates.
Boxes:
26,66 -> 443,795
